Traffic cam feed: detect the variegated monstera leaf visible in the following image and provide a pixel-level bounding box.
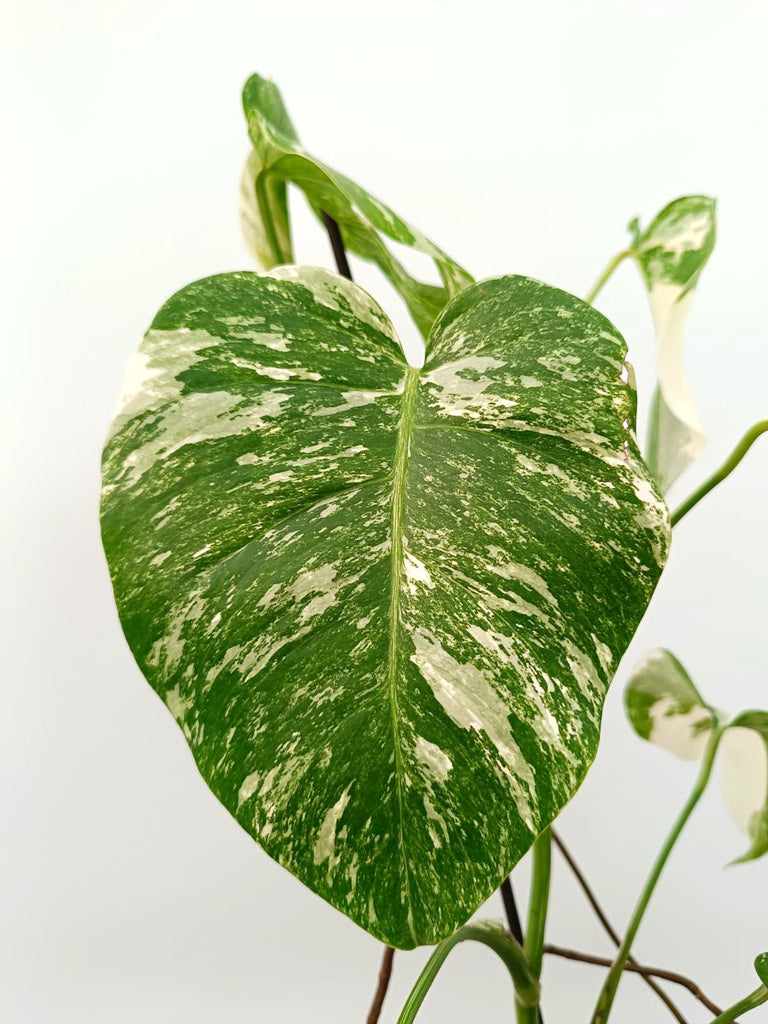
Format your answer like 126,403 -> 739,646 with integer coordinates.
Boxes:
626,649 -> 768,863
630,195 -> 716,493
101,269 -> 669,948
239,74 -> 473,339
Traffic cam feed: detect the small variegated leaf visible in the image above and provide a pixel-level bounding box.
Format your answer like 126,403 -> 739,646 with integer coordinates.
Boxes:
101,269 -> 669,949
240,73 -> 473,338
624,648 -> 715,760
237,76 -> 298,268
721,711 -> 768,863
632,195 -> 716,493
240,149 -> 294,270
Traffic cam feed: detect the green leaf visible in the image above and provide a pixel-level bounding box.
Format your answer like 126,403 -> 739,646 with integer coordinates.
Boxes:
238,76 -> 298,268
756,953 -> 768,987
101,268 -> 670,949
722,711 -> 768,863
624,648 -> 715,760
632,195 -> 716,493
239,73 -> 473,337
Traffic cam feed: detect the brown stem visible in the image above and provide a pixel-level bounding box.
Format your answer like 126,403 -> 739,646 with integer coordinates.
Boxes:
551,831 -> 724,1022
366,945 -> 395,1024
500,875 -> 525,945
543,944 -> 729,1020
321,211 -> 353,280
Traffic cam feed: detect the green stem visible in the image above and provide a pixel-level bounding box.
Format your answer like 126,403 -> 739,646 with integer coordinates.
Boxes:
396,920 -> 539,1024
584,249 -> 633,305
591,726 -> 723,1024
517,829 -> 552,1024
670,420 -> 768,527
254,172 -> 286,266
525,829 -> 552,977
708,985 -> 768,1023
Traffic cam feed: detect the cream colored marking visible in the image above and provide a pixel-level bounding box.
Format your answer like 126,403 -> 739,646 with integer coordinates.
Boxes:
410,629 -> 536,830
721,727 -> 768,834
414,736 -> 453,782
313,787 -> 352,866
648,698 -> 713,761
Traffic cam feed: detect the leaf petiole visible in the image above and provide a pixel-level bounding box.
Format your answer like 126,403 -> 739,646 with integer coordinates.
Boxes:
706,984 -> 768,1023
670,420 -> 768,527
585,249 -> 634,305
396,920 -> 539,1024
517,829 -> 552,1024
591,724 -> 723,1024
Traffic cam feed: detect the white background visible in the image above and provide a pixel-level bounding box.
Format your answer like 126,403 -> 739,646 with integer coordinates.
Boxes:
3,1 -> 768,1022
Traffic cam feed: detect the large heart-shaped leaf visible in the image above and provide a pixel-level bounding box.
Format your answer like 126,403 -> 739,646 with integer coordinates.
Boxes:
624,648 -> 716,760
631,195 -> 716,493
239,74 -> 473,338
101,268 -> 669,948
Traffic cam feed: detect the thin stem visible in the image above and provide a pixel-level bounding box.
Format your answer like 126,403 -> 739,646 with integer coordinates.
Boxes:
544,945 -> 725,1019
525,829 -> 552,978
501,876 -> 525,945
366,946 -> 395,1024
591,725 -> 723,1024
254,173 -> 285,267
517,830 -> 553,1024
708,986 -> 768,1024
396,920 -> 539,1024
670,420 -> 768,527
584,249 -> 633,305
552,831 -> 689,1022
321,211 -> 353,280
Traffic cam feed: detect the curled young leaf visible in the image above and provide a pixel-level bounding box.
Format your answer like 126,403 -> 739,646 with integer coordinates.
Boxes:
101,269 -> 669,948
756,952 -> 768,987
239,73 -> 473,337
632,195 -> 716,493
624,648 -> 715,760
237,76 -> 298,269
722,711 -> 768,863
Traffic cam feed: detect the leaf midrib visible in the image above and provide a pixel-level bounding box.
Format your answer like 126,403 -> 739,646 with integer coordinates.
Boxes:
387,364 -> 420,932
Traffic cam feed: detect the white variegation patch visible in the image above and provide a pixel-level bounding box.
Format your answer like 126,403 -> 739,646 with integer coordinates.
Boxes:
631,195 -> 716,492
625,648 -> 714,760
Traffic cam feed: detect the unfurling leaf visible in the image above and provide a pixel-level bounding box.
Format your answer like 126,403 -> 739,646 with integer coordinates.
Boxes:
101,269 -> 669,948
624,648 -> 715,760
239,73 -> 473,338
632,195 -> 716,493
722,711 -> 768,863
756,953 -> 768,986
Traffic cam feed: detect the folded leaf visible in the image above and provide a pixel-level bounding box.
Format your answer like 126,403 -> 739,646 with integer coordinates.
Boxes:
624,648 -> 715,760
756,953 -> 768,987
101,268 -> 669,948
633,195 -> 716,493
722,711 -> 768,863
239,74 -> 473,338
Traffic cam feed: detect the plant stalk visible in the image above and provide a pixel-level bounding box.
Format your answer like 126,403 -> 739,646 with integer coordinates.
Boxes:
517,829 -> 552,1024
707,985 -> 768,1024
501,875 -> 525,945
591,725 -> 723,1024
321,211 -> 353,280
671,420 -> 768,527
254,173 -> 286,267
551,831 -> 689,1021
585,249 -> 633,305
396,921 -> 539,1024
366,946 -> 395,1024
